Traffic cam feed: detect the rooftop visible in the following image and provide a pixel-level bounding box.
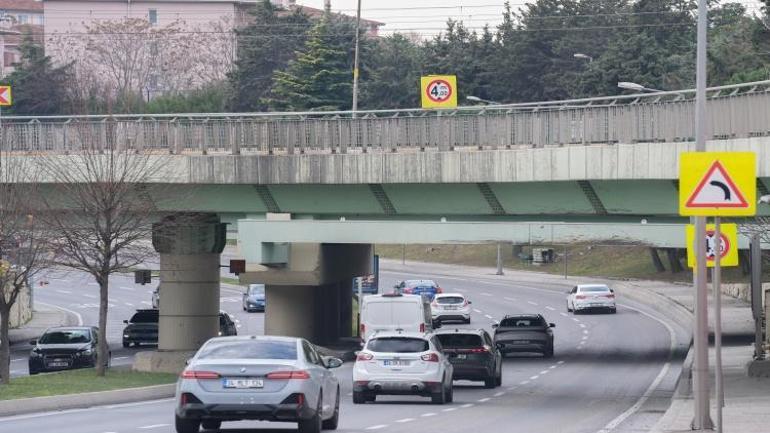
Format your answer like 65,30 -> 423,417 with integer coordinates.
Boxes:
0,0 -> 43,11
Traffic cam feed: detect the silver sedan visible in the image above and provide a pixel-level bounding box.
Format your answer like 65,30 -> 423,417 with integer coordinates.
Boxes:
175,335 -> 343,433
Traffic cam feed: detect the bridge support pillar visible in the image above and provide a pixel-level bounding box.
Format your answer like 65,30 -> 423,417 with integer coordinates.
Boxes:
133,213 -> 226,373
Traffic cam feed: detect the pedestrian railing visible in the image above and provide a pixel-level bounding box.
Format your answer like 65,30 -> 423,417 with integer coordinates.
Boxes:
3,80 -> 769,154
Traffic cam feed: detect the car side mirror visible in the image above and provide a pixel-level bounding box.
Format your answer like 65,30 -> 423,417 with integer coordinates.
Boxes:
610,289 -> 615,293
29,339 -> 37,345
432,321 -> 442,329
323,356 -> 343,369
467,301 -> 472,305
491,323 -> 499,329
567,290 -> 572,294
185,358 -> 191,366
123,320 -> 128,324
549,323 -> 556,328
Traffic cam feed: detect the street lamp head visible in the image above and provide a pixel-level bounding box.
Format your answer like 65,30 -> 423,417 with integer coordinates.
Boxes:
466,96 -> 483,102
758,194 -> 770,205
618,81 -> 646,92
573,53 -> 592,61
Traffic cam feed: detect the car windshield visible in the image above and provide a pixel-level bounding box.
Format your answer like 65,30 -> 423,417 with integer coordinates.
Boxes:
499,317 -> 545,327
581,286 -> 611,292
248,284 -> 265,296
436,296 -> 464,304
406,280 -> 437,288
436,334 -> 483,348
197,340 -> 297,360
39,330 -> 91,344
367,337 -> 429,353
129,311 -> 158,323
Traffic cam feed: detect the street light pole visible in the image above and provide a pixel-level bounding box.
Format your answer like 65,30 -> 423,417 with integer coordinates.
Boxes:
692,0 -> 713,427
351,0 -> 362,117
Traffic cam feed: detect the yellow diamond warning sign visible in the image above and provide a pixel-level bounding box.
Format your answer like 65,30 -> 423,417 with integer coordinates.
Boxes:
679,152 -> 756,216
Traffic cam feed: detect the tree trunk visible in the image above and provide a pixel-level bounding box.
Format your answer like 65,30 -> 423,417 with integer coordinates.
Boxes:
649,248 -> 666,273
97,275 -> 109,376
666,248 -> 684,273
0,305 -> 11,384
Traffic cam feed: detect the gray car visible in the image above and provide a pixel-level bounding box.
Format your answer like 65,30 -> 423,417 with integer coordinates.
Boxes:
242,284 -> 266,312
175,335 -> 342,433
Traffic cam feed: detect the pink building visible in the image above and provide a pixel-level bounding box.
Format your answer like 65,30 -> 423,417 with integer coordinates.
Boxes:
0,0 -> 44,76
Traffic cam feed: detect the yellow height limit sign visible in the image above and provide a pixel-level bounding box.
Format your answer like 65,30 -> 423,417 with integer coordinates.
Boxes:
679,151 -> 756,216
686,223 -> 739,268
420,75 -> 457,109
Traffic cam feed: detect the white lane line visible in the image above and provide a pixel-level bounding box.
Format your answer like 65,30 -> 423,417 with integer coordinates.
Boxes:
557,360 -> 565,365
460,403 -> 474,409
237,325 -> 243,328
114,356 -> 128,360
83,294 -> 97,299
55,290 -> 72,294
484,314 -> 493,319
579,323 -> 586,328
125,303 -> 134,307
504,297 -> 516,302
494,391 -> 505,397
395,418 -> 415,423
146,290 -> 153,294
481,292 -> 492,297
560,312 -> 569,317
519,380 -> 530,385
477,397 -> 491,402
421,413 -> 436,417
572,318 -> 580,322
596,304 -> 677,433
582,336 -> 588,341
529,375 -> 539,380
527,301 -> 538,306
141,301 -> 151,305
87,282 -> 99,286
119,286 -> 134,291
576,345 -> 584,350
366,425 -> 388,430
473,309 -> 482,314
37,301 -> 83,326
442,407 -> 457,412
549,365 -> 557,369
347,392 -> 353,396
583,329 -> 589,334
545,306 -> 555,311
539,370 -> 548,375
507,387 -> 517,391
138,425 -> 169,430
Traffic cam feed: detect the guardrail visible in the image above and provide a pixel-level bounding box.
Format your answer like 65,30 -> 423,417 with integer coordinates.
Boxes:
3,80 -> 770,154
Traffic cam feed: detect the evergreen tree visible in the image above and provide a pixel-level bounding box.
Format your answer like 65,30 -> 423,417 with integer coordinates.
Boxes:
229,0 -> 312,111
4,36 -> 73,115
270,11 -> 356,111
360,34 -> 422,109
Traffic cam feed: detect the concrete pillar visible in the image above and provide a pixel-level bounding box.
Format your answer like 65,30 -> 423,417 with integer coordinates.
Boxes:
134,213 -> 226,373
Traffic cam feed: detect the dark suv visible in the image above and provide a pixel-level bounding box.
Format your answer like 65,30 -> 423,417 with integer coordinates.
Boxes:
435,328 -> 502,388
28,326 -> 109,375
123,310 -> 237,347
493,314 -> 555,358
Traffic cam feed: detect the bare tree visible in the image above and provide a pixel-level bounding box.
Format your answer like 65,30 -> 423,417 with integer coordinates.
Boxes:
0,154 -> 52,384
38,133 -> 169,376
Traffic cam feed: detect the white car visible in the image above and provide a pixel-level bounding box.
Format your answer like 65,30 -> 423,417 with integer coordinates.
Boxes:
431,293 -> 472,324
566,284 -> 617,314
353,331 -> 453,405
359,294 -> 434,342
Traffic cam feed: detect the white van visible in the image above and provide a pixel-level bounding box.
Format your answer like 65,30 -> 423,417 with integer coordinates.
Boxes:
360,293 -> 435,342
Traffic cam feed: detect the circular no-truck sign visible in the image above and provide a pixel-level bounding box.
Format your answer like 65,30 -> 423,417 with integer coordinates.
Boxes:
426,79 -> 453,103
705,230 -> 730,261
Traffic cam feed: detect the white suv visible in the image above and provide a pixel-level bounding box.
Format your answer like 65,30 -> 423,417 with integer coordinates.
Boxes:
431,293 -> 472,324
566,284 -> 617,314
353,331 -> 453,405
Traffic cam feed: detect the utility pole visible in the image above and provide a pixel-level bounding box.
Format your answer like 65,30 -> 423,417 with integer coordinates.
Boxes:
496,243 -> 503,275
351,0 -> 362,117
691,0 -> 713,427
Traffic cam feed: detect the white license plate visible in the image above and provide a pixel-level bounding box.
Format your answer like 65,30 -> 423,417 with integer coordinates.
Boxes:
456,354 -> 467,359
444,305 -> 458,310
383,360 -> 410,367
223,379 -> 264,389
513,340 -> 530,344
48,362 -> 69,367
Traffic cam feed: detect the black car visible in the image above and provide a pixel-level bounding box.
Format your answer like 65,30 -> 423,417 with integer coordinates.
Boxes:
28,326 -> 109,375
435,328 -> 502,388
123,310 -> 237,348
493,314 -> 555,358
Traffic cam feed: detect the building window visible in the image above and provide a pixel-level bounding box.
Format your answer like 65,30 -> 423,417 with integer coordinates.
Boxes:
17,14 -> 28,24
148,9 -> 157,25
36,15 -> 44,25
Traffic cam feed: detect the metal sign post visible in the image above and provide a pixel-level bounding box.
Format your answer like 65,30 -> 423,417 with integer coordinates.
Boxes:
712,218 -> 724,433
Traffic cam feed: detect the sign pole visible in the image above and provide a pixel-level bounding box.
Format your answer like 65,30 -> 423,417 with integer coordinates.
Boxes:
351,0 -> 361,117
750,234 -> 765,360
713,218 -> 724,433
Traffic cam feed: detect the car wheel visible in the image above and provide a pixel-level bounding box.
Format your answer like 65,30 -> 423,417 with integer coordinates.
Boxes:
446,382 -> 454,403
465,317 -> 471,324
544,346 -> 554,358
201,420 -> 221,430
175,414 -> 200,433
122,341 -> 129,348
567,302 -> 572,313
495,363 -> 503,387
29,369 -> 38,375
322,387 -> 340,430
298,395 -> 322,433
610,308 -> 617,314
484,374 -> 496,389
352,390 -> 367,404
431,377 -> 447,404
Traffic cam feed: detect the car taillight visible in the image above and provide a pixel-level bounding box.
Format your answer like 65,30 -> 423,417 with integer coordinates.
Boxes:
360,323 -> 365,336
420,323 -> 425,333
469,347 -> 489,353
356,352 -> 374,361
403,287 -> 412,294
575,295 -> 587,300
436,286 -> 443,294
266,370 -> 311,380
180,370 -> 220,380
431,301 -> 438,308
421,353 -> 440,362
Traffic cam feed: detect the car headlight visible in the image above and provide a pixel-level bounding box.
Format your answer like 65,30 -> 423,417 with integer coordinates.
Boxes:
79,348 -> 93,356
123,334 -> 130,338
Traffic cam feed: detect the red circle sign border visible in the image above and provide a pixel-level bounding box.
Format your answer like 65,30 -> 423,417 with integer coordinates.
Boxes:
705,230 -> 730,260
425,79 -> 453,103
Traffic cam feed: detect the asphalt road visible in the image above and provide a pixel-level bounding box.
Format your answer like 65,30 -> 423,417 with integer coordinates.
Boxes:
2,261 -> 689,433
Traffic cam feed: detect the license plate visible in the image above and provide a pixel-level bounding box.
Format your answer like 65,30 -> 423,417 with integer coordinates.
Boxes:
445,305 -> 458,310
383,360 -> 410,367
456,354 -> 467,359
513,340 -> 530,344
223,379 -> 264,389
47,362 -> 69,367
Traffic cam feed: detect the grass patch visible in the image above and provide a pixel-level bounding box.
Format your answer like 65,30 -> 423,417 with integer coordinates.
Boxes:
375,244 -> 758,283
220,276 -> 243,286
226,239 -> 237,246
0,368 -> 177,400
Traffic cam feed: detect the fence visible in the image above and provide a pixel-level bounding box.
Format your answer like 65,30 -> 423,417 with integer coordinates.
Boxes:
2,80 -> 769,155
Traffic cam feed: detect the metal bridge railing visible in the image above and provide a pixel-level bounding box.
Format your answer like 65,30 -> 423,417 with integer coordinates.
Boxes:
3,80 -> 770,155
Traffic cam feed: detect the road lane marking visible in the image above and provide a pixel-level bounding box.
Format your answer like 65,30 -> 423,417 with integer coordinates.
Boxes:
119,286 -> 134,291
138,425 -> 169,429
572,318 -> 580,322
237,325 -> 242,328
484,314 -> 493,319
494,391 -> 505,397
442,407 -> 457,412
460,403 -> 474,408
507,387 -> 517,391
366,425 -> 388,430
477,397 -> 491,402
87,282 -> 98,286
582,336 -> 588,341
83,294 -> 97,299
560,312 -> 569,317
529,375 -> 539,380
539,370 -> 548,375
481,292 -> 492,297
557,360 -> 565,365
519,380 -> 529,385
37,301 -> 83,326
395,418 -> 414,423
141,301 -> 151,305
11,358 -> 23,362
545,306 -> 555,311
579,323 -> 586,328
549,365 -> 557,369
504,297 -> 516,302
473,309 -> 482,313
527,301 -> 538,306
55,290 -> 72,294
421,413 -> 436,417
596,303 -> 677,433
114,357 -> 128,360
125,303 -> 134,307
583,329 -> 589,334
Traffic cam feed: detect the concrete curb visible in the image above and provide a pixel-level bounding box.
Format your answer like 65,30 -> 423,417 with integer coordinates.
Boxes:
0,384 -> 176,418
8,308 -> 76,346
